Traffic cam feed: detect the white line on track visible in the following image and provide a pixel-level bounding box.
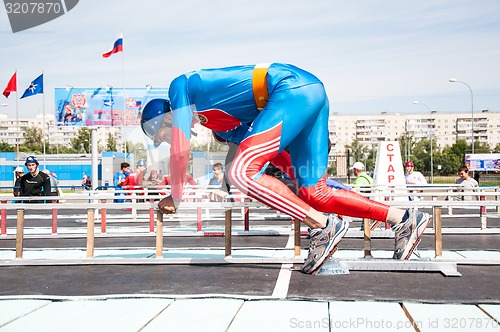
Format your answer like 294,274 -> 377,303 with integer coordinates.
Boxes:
271,234 -> 295,298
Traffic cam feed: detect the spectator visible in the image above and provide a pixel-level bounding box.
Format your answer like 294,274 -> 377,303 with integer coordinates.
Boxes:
147,169 -> 161,186
13,166 -> 24,198
209,163 -> 224,186
82,172 -> 89,187
85,177 -> 92,189
122,159 -> 147,200
20,156 -> 51,203
208,162 -> 225,201
404,160 -> 427,201
54,173 -> 64,196
146,169 -> 162,197
42,170 -> 59,202
351,162 -> 373,187
456,165 -> 479,201
404,161 -> 427,185
113,162 -> 131,203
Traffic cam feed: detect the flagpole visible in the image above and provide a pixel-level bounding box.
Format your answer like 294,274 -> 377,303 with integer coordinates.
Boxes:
15,69 -> 19,165
42,70 -> 46,169
122,30 -> 127,161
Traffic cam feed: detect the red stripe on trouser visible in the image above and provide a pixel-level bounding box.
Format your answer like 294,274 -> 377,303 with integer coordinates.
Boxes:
229,127 -> 309,221
298,175 -> 390,222
230,143 -> 309,220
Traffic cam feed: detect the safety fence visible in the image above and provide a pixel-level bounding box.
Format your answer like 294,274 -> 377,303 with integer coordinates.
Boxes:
0,184 -> 499,265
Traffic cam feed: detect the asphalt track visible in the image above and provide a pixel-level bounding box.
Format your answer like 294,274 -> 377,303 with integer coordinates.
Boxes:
1,206 -> 500,304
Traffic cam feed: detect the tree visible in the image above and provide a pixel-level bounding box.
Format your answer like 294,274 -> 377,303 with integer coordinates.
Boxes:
398,132 -> 414,163
0,141 -> 14,152
345,139 -> 367,161
105,133 -> 117,152
57,145 -> 77,154
126,141 -> 147,161
450,139 -> 468,158
433,151 -> 461,176
23,126 -> 43,152
438,139 -> 477,174
473,141 -> 491,154
71,127 -> 92,153
411,137 -> 433,175
445,139 -> 491,166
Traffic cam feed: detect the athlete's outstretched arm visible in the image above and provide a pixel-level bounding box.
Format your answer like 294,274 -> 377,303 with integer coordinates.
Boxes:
161,76 -> 194,210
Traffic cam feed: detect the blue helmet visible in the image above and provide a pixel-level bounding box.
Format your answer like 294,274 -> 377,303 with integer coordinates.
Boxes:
140,98 -> 171,147
137,159 -> 146,167
25,155 -> 39,166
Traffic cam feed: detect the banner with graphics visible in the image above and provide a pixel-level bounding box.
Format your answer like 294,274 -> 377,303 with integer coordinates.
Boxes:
465,153 -> 500,172
54,87 -> 168,127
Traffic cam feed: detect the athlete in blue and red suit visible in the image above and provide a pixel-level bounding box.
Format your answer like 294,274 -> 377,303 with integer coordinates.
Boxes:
141,63 -> 431,274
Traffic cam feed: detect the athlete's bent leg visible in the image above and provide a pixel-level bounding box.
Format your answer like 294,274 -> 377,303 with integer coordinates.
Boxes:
298,174 -> 390,222
228,123 -> 328,228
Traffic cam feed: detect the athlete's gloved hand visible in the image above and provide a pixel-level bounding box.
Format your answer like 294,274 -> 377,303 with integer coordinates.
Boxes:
158,195 -> 177,214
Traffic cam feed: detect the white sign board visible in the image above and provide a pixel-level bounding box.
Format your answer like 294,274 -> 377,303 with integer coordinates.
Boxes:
373,141 -> 408,201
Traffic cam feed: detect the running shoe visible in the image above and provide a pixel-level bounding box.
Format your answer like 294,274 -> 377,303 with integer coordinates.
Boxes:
301,215 -> 348,275
392,209 -> 431,260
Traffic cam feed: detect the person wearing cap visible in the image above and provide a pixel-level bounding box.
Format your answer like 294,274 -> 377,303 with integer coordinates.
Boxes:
140,63 -> 432,273
405,160 -> 427,202
351,162 -> 373,187
404,161 -> 427,185
13,166 -> 25,198
20,156 -> 51,203
122,159 -> 147,200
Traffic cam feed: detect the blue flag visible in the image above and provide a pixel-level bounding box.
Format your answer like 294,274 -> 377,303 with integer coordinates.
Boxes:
91,87 -> 102,98
20,74 -> 43,99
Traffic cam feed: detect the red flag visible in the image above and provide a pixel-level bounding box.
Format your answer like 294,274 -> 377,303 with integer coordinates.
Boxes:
3,72 -> 16,98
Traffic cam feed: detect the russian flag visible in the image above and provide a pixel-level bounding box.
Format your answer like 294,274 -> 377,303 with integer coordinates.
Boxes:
102,33 -> 123,58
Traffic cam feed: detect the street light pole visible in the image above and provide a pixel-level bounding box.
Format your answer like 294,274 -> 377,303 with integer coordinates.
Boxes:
449,79 -> 474,154
413,101 -> 434,183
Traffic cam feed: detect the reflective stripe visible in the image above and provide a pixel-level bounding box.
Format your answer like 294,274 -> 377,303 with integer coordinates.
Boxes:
252,63 -> 271,111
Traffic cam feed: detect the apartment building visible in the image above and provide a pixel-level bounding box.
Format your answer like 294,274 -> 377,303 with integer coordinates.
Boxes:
1,110 -> 499,159
330,110 -> 500,155
0,114 -> 124,152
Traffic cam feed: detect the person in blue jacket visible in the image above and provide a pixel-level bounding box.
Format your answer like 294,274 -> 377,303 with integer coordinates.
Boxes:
141,63 -> 431,274
113,162 -> 131,203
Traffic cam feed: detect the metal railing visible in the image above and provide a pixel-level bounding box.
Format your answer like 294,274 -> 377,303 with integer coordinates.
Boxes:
0,184 -> 498,263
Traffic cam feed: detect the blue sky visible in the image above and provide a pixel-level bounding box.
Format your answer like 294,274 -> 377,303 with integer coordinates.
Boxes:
1,0 -> 500,123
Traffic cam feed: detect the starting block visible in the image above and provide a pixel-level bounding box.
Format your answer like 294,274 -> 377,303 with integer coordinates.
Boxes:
317,257 -> 461,277
317,258 -> 350,275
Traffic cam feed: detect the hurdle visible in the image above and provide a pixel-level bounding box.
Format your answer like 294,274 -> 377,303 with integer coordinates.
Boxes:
1,186 -> 499,277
